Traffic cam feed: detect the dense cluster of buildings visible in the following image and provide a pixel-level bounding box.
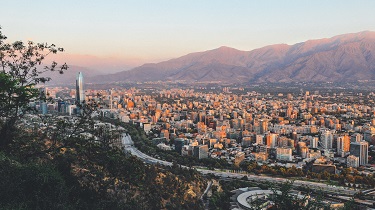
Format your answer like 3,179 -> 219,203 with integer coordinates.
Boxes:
34,73 -> 375,174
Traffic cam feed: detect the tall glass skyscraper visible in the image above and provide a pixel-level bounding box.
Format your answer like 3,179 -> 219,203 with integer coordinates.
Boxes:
76,72 -> 85,105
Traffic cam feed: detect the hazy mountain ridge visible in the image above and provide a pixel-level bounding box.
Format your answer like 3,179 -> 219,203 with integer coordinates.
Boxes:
45,65 -> 102,85
90,31 -> 375,84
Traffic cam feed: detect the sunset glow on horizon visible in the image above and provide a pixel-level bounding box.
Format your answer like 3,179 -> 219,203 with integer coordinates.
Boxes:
2,0 -> 375,68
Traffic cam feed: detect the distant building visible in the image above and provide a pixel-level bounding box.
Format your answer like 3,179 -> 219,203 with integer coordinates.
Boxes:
160,129 -> 170,141
181,145 -> 192,156
266,133 -> 278,148
312,164 -> 336,174
364,128 -> 375,141
350,141 -> 368,166
310,137 -> 318,149
297,142 -> 306,154
213,142 -> 223,149
278,137 -> 294,148
320,130 -> 333,149
350,133 -> 363,143
76,72 -> 85,105
307,150 -> 321,159
157,143 -> 171,151
276,147 -> 292,161
254,152 -> 268,162
259,119 -> 268,134
143,123 -> 151,133
41,102 -> 48,115
174,138 -> 185,155
300,147 -> 309,159
57,101 -> 66,113
346,155 -> 359,168
255,134 -> 264,145
234,152 -> 245,166
67,104 -> 77,115
193,145 -> 208,159
337,135 -> 350,157
242,137 -> 252,147
210,138 -> 218,148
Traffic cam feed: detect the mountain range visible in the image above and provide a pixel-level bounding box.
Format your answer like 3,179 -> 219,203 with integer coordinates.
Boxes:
43,65 -> 102,85
84,31 -> 375,84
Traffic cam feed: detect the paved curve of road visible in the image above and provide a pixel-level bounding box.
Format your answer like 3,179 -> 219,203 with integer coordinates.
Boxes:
121,133 -> 358,196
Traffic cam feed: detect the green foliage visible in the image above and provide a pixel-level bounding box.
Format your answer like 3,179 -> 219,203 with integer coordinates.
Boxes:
0,128 -> 205,209
0,152 -> 71,210
209,180 -> 259,210
209,190 -> 230,210
0,26 -> 67,149
259,181 -> 361,210
0,72 -> 38,117
0,28 -> 205,210
267,181 -> 324,210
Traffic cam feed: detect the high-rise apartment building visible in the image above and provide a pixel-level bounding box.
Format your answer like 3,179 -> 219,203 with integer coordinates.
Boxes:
347,155 -> 359,168
350,133 -> 363,143
320,130 -> 333,149
174,138 -> 185,155
310,137 -> 319,148
193,145 -> 208,159
266,133 -> 278,148
276,147 -> 292,161
337,135 -> 350,157
259,119 -> 268,134
350,141 -> 368,166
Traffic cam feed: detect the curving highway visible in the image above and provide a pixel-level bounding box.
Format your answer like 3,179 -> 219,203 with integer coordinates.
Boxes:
122,133 -> 172,166
121,133 -> 359,196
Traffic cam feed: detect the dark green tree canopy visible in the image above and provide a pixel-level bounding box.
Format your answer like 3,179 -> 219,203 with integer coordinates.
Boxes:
0,26 -> 67,148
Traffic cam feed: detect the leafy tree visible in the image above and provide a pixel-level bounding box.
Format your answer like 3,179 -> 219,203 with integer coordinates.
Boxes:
0,27 -> 207,210
246,181 -> 330,210
0,152 -> 71,209
0,26 -> 67,148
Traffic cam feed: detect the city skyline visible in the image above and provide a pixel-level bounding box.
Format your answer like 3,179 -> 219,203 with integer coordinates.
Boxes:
1,1 -> 375,69
2,2 -> 375,208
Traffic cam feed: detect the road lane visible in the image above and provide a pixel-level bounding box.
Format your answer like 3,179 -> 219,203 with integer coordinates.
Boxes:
121,133 -> 358,196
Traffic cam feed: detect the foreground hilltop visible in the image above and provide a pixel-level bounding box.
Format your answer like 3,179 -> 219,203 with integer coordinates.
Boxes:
91,31 -> 375,84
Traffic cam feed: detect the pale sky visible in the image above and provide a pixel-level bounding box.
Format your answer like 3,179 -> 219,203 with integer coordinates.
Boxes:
1,0 -> 375,69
